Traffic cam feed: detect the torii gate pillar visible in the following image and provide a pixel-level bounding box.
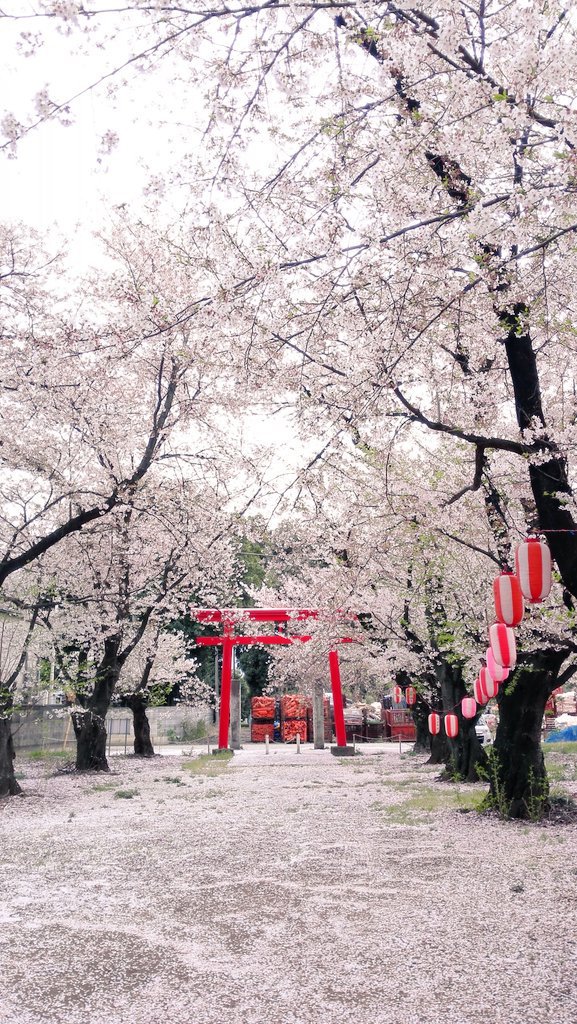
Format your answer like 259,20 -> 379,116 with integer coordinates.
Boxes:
218,636 -> 234,751
328,649 -> 347,747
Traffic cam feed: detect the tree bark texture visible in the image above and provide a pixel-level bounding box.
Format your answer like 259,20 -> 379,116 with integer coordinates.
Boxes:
502,313 -> 577,597
72,709 -> 109,772
0,717 -> 21,796
413,695 -> 432,755
127,694 -> 155,757
72,637 -> 123,771
435,661 -> 487,782
427,731 -> 450,766
491,647 -> 570,819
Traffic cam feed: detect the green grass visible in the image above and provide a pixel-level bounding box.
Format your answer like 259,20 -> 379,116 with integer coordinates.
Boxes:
544,740 -> 577,756
379,785 -> 483,825
544,742 -> 577,783
183,751 -> 233,778
92,782 -> 119,792
114,788 -> 139,799
28,749 -> 71,761
381,778 -> 421,790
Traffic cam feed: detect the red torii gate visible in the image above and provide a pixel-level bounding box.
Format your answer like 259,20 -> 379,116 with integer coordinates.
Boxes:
192,608 -> 352,749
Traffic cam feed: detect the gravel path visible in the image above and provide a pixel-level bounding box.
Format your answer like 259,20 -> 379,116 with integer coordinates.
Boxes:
1,744 -> 576,1024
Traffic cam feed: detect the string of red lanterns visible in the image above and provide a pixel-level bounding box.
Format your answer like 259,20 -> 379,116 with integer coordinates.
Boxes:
407,537 -> 555,739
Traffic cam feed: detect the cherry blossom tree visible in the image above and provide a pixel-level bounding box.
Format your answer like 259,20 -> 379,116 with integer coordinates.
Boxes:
40,473 -> 239,771
190,1 -> 577,817
4,3 -> 577,818
0,212 -> 264,788
117,626 -> 212,757
249,425 -> 577,810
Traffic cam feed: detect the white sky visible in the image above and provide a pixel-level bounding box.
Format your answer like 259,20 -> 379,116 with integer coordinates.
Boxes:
2,5 -> 217,240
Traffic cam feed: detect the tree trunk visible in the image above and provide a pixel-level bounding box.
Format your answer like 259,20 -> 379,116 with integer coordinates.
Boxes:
446,719 -> 486,783
0,716 -> 21,796
72,637 -> 125,772
127,694 -> 155,757
427,731 -> 450,766
490,647 -> 569,820
72,709 -> 109,772
435,661 -> 487,782
413,695 -> 431,754
502,312 -> 577,598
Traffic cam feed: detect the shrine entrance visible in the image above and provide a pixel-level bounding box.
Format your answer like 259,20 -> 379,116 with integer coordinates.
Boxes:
191,609 -> 353,750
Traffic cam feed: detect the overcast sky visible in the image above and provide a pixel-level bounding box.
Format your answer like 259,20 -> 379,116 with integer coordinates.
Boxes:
2,9 -> 200,252
1,7 -> 320,499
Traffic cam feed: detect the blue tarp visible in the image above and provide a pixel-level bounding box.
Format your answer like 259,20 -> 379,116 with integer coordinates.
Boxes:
545,726 -> 577,743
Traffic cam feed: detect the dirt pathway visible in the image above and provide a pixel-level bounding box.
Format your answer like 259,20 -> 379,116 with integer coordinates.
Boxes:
0,745 -> 576,1024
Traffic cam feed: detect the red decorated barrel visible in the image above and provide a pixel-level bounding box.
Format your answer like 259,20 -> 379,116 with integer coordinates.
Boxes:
493,572 -> 524,626
515,537 -> 552,603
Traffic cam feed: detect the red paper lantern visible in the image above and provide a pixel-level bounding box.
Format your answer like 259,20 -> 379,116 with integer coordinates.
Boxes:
486,647 -> 509,683
479,666 -> 499,700
428,712 -> 441,735
493,572 -> 524,626
393,685 -> 403,704
474,677 -> 488,705
489,622 -> 517,669
515,537 -> 552,603
405,685 -> 416,706
444,713 -> 459,738
461,697 -> 477,719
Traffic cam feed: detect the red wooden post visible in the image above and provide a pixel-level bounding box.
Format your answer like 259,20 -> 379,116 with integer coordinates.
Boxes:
329,649 -> 347,747
218,636 -> 234,750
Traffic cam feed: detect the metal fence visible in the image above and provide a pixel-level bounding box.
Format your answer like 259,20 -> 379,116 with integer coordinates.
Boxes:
11,705 -> 211,753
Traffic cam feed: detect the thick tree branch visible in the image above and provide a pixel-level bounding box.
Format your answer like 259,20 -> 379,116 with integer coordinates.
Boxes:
392,385 -> 544,456
443,444 -> 486,506
0,359 -> 180,588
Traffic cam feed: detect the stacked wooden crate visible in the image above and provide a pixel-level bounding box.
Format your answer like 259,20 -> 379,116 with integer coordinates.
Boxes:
280,694 -> 308,743
250,695 -> 276,742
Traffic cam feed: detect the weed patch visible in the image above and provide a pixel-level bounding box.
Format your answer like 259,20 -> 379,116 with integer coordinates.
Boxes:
28,749 -> 71,761
544,745 -> 577,783
380,785 -> 482,824
183,752 -> 232,778
162,776 -> 185,786
544,741 -> 577,756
